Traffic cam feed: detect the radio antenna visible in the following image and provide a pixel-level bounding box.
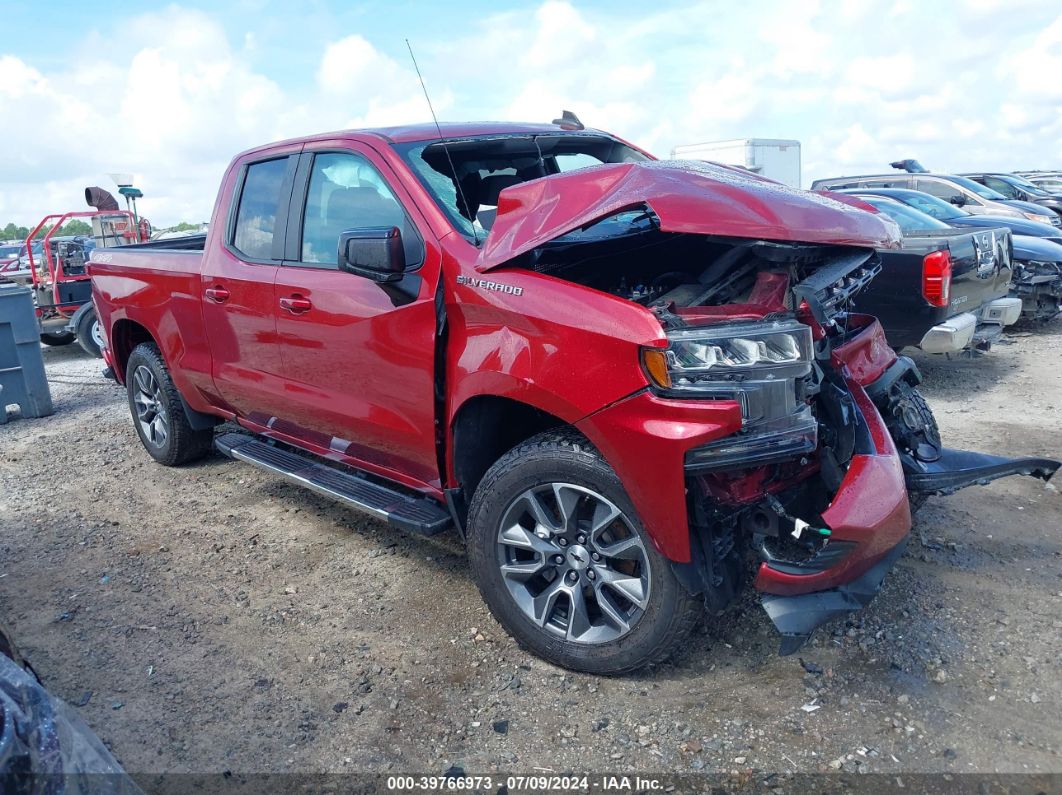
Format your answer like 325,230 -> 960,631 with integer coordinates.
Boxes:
406,39 -> 478,245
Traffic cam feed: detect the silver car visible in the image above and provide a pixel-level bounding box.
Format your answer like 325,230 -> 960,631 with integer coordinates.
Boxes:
811,172 -> 1061,227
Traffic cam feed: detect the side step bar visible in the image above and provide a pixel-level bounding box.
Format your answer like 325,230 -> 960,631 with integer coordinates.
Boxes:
215,433 -> 451,535
904,447 -> 1059,496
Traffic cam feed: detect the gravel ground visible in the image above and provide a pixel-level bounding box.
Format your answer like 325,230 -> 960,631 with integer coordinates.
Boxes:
1,323 -> 1060,780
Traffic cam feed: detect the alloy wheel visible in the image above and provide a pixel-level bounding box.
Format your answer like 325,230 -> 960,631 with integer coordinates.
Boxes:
132,365 -> 169,447
496,483 -> 651,644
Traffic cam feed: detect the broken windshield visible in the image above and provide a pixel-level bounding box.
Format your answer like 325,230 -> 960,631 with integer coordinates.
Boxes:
394,133 -> 649,244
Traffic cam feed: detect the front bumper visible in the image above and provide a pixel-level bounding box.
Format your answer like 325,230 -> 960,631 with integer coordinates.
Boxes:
751,378 -> 912,597
762,537 -> 908,655
751,377 -> 912,655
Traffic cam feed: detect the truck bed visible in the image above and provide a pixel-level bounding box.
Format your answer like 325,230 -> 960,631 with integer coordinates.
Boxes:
87,241 -> 210,402
131,234 -> 207,251
856,226 -> 1013,350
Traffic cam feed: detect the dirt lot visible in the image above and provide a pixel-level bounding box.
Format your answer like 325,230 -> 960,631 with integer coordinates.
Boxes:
1,323 -> 1060,780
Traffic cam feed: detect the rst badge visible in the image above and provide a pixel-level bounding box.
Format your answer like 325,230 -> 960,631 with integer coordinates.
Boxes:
456,275 -> 524,296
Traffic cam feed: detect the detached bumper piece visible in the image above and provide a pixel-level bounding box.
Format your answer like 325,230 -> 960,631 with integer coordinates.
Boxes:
904,447 -> 1059,496
762,538 -> 908,656
215,432 -> 451,535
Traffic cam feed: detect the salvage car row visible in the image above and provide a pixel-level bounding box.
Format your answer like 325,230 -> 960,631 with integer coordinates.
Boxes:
82,119 -> 1059,676
812,167 -> 1062,339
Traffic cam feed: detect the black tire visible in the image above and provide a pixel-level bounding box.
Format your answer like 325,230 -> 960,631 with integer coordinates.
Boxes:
40,330 -> 75,346
466,429 -> 702,675
880,381 -> 940,514
125,343 -> 213,466
75,307 -> 103,357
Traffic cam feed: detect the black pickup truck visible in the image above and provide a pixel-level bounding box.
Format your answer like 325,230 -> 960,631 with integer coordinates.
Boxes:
837,194 -> 1020,352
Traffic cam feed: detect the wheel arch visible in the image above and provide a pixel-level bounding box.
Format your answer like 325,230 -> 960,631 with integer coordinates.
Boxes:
110,318 -> 158,382
448,394 -> 570,519
67,300 -> 96,335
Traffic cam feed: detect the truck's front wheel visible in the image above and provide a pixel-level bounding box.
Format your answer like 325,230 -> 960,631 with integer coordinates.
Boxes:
126,343 -> 213,466
879,380 -> 941,514
467,430 -> 702,675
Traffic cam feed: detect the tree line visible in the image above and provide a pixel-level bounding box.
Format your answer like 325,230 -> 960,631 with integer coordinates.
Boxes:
3,220 -> 94,240
3,220 -> 202,241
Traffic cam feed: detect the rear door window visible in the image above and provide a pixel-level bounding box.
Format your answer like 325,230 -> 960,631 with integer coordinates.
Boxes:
232,157 -> 291,260
917,178 -> 959,201
984,176 -> 1018,199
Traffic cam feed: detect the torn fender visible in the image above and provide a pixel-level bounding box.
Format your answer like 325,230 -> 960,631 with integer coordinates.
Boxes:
475,161 -> 902,272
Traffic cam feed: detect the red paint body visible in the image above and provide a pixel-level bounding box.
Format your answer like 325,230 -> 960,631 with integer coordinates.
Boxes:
90,122 -> 908,599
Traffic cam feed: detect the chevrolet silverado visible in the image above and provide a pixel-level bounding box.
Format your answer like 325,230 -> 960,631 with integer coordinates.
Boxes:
88,122 -> 1059,673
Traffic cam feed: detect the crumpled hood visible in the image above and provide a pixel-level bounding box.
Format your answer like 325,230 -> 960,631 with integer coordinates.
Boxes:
1012,233 -> 1062,262
475,160 -> 902,272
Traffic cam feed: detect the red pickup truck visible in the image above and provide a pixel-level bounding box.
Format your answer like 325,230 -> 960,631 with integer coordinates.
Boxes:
88,122 -> 1058,673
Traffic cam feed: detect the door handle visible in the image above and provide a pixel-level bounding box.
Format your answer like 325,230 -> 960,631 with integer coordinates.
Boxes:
204,286 -> 230,303
279,295 -> 313,314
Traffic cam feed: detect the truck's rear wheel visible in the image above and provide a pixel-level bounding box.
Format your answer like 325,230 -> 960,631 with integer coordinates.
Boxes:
467,430 -> 702,674
126,343 -> 213,466
75,308 -> 104,357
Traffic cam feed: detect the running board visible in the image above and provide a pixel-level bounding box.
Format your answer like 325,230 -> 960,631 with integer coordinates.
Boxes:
215,433 -> 451,535
904,447 -> 1059,496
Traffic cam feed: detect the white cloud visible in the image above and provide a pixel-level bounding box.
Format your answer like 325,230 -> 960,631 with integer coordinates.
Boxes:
2,1 -> 1062,229
0,7 -> 431,228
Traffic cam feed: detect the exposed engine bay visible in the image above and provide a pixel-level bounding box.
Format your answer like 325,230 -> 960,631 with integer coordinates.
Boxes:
513,211 -> 1058,648
1012,257 -> 1062,322
520,215 -> 909,612
521,209 -> 879,326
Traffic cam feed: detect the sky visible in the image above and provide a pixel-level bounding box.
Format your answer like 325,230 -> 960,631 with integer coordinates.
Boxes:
2,0 -> 1061,228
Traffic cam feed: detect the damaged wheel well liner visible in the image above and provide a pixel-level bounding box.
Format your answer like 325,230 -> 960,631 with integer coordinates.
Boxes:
450,396 -> 566,527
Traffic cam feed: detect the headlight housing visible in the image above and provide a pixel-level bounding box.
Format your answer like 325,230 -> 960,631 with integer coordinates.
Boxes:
643,319 -> 819,470
645,319 -> 813,398
1023,211 -> 1058,225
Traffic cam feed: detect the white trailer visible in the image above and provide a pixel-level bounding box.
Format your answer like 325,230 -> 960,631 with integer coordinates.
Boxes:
670,138 -> 802,188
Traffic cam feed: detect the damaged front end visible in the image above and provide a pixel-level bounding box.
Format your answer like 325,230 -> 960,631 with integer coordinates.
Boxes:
1012,257 -> 1062,322
674,261 -> 1059,655
483,161 -> 1059,655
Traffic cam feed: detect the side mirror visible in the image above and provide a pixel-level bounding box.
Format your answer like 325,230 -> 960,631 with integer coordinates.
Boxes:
949,194 -> 967,207
338,226 -> 405,283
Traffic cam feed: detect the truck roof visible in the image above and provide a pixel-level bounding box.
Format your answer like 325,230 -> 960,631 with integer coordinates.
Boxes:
237,121 -> 601,159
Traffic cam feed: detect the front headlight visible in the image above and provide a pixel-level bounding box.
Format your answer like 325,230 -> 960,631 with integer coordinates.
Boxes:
1023,211 -> 1058,225
644,319 -> 814,395
648,319 -> 819,470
